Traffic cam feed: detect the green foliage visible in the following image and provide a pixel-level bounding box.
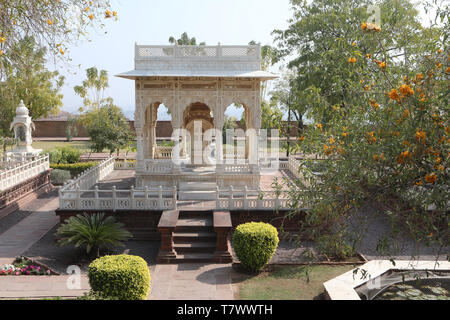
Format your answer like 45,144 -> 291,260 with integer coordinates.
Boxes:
277,0 -> 449,258
85,105 -> 134,154
65,115 -> 78,142
74,67 -> 112,112
232,222 -> 279,271
316,234 -> 355,261
0,36 -> 64,135
0,1 -> 116,62
55,213 -> 132,257
169,32 -> 205,45
88,255 -> 150,300
48,146 -> 81,164
50,162 -> 97,177
50,169 -> 71,185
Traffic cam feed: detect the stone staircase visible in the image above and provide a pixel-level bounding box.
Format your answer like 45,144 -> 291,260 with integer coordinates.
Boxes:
178,181 -> 217,200
173,210 -> 217,262
156,209 -> 233,264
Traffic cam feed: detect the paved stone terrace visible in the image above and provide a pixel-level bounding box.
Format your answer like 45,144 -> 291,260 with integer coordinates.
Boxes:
92,168 -> 295,192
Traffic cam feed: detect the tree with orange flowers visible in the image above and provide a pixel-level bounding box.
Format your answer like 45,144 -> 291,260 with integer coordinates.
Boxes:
274,0 -> 449,260
0,0 -> 117,62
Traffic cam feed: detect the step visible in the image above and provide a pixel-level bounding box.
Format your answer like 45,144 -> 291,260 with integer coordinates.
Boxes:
178,190 -> 217,201
174,242 -> 216,253
173,232 -> 217,243
174,253 -> 215,263
179,181 -> 217,191
176,217 -> 213,227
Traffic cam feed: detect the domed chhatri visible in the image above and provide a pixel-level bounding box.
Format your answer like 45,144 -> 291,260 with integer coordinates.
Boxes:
8,100 -> 42,157
15,100 -> 30,116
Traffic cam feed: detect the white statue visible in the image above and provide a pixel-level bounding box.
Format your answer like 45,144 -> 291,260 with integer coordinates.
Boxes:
8,100 -> 42,157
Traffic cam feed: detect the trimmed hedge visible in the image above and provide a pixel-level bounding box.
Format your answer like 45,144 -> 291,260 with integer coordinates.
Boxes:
232,222 -> 279,272
50,161 -> 98,178
88,254 -> 150,300
50,169 -> 71,185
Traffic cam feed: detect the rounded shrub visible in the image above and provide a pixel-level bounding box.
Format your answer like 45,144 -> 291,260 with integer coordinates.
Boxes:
232,222 -> 279,272
88,254 -> 150,300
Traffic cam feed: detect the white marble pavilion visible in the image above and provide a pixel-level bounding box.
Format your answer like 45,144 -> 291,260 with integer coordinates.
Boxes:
116,44 -> 277,199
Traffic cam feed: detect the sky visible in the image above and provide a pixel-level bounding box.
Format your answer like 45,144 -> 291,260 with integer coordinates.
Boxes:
52,0 -> 293,120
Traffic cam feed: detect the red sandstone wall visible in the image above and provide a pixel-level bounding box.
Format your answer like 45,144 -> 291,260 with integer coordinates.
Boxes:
33,120 -> 302,139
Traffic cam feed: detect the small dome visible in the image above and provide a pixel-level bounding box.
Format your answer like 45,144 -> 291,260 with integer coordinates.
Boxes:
16,100 -> 29,116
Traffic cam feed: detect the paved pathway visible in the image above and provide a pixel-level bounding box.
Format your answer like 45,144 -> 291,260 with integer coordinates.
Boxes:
0,193 -> 59,266
0,275 -> 89,299
150,264 -> 235,300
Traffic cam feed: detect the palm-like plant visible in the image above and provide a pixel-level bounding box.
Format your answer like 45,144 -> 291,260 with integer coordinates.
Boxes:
55,213 -> 132,257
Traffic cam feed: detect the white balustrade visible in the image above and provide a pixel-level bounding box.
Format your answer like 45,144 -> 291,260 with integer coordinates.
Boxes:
215,186 -> 290,210
155,146 -> 173,159
0,154 -> 49,191
144,160 -> 172,174
59,184 -> 177,211
114,160 -> 136,170
288,155 -> 303,179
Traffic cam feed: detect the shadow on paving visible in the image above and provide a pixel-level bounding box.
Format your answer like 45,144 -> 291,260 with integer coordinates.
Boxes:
0,189 -> 59,236
23,224 -> 160,275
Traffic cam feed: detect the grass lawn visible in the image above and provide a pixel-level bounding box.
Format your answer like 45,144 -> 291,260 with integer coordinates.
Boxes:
238,264 -> 355,300
32,141 -> 91,153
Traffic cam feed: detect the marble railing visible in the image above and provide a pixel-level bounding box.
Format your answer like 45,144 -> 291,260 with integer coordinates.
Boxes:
0,154 -> 49,191
59,185 -> 177,211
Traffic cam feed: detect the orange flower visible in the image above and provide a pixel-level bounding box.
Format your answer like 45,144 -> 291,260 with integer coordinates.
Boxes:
415,73 -> 424,81
105,10 -> 112,18
389,89 -> 400,101
402,109 -> 410,119
85,7 -> 90,12
342,132 -> 348,138
378,61 -> 386,69
47,19 -> 53,25
59,47 -> 64,55
361,22 -> 367,30
373,155 -> 379,161
298,136 -> 304,142
88,14 -> 94,20
399,84 -> 414,96
415,130 -> 426,143
348,57 -> 356,63
366,53 -> 371,59
424,173 -> 437,184
0,36 -> 6,43
329,137 -> 335,144
316,123 -> 323,130
0,50 -> 3,56
415,181 -> 423,186
366,131 -> 376,144
446,67 -> 450,74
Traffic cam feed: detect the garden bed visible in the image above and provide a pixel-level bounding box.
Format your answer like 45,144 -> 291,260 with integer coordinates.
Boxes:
22,224 -> 160,275
0,256 -> 56,276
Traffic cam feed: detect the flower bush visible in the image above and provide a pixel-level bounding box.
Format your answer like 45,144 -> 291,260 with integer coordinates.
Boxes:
287,20 -> 449,257
0,257 -> 52,276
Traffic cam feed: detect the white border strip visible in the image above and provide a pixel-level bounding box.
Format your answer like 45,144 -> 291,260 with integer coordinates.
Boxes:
323,260 -> 450,300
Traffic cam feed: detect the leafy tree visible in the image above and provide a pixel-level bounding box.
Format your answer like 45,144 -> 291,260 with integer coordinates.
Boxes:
84,105 -> 134,154
0,36 -> 64,135
74,67 -> 111,112
0,0 -> 118,61
65,115 -> 78,142
169,32 -> 205,45
55,213 -> 132,257
277,0 -> 449,259
272,0 -> 438,127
